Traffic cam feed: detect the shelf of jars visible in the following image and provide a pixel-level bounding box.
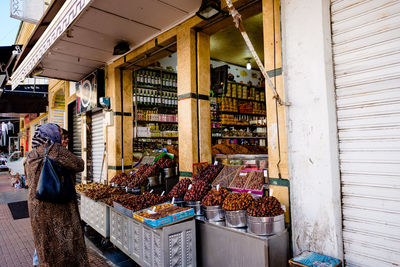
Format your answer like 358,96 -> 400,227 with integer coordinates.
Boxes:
133,68 -> 179,153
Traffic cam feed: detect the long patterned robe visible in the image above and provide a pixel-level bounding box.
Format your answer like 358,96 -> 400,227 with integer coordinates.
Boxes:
25,143 -> 89,267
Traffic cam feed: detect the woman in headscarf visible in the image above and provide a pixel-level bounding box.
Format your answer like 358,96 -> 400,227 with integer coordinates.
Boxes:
24,123 -> 89,267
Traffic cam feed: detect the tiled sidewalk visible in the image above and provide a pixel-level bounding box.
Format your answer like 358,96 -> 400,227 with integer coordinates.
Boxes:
0,172 -> 113,267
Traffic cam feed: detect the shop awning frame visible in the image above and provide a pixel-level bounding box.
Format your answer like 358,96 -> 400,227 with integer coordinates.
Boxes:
10,0 -> 202,89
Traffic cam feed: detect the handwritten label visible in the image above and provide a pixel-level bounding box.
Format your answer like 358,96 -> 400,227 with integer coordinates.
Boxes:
149,189 -> 153,193
171,197 -> 175,204
188,184 -> 192,190
216,184 -> 220,191
240,173 -> 247,176
161,191 -> 165,196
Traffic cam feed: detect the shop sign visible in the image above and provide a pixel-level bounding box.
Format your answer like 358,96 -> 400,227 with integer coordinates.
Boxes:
10,0 -> 45,24
76,69 -> 105,114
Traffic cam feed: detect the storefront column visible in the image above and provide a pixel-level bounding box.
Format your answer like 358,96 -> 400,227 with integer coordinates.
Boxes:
197,32 -> 212,164
280,0 -> 343,258
177,28 -> 199,178
263,0 -> 290,220
106,66 -> 134,180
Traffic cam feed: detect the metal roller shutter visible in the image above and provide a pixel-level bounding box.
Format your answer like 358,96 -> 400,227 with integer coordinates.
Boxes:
331,0 -> 400,266
72,110 -> 82,184
91,112 -> 105,183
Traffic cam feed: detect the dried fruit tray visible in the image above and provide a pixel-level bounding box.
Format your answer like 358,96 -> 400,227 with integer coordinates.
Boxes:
212,165 -> 243,187
229,169 -> 253,190
133,203 -> 195,228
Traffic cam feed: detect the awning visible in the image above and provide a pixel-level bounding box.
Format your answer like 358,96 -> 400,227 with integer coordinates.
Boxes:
11,0 -> 202,89
0,84 -> 48,113
0,45 -> 22,88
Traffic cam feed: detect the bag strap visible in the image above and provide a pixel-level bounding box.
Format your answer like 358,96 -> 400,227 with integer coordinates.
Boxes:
43,142 -> 51,157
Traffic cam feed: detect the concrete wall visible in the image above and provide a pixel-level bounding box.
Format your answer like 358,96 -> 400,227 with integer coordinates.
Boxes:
280,0 -> 343,258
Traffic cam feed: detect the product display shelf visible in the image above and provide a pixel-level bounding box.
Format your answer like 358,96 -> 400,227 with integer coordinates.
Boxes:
110,207 -> 196,267
196,218 -> 288,267
80,194 -> 110,238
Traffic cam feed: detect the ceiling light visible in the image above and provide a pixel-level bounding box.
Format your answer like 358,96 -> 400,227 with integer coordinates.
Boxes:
246,59 -> 251,70
196,0 -> 221,20
113,41 -> 130,56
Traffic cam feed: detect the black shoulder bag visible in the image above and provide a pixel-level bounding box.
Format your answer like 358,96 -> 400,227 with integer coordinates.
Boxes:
35,143 -> 75,203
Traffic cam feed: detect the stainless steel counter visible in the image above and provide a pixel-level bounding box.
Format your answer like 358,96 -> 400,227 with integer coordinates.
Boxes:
196,218 -> 289,267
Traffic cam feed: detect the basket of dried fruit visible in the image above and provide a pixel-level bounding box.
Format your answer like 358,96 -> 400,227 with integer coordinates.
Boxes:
211,165 -> 243,188
246,196 -> 285,235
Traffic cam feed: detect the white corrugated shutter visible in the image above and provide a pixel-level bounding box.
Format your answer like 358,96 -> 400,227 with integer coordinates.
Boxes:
331,0 -> 400,266
72,111 -> 82,184
91,112 -> 105,183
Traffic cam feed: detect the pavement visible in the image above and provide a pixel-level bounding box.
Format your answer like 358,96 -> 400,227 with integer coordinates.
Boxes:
0,171 -> 115,267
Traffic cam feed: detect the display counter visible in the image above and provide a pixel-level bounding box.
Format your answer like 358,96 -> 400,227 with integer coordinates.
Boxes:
80,195 -> 110,238
196,218 -> 288,267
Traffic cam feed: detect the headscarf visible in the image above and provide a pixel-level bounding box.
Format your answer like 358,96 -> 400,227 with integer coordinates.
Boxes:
31,123 -> 62,149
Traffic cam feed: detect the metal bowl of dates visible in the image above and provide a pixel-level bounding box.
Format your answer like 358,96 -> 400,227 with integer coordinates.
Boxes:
246,214 -> 284,235
125,186 -> 142,195
185,201 -> 203,216
225,210 -> 247,228
174,198 -> 185,207
161,167 -> 176,179
147,175 -> 160,186
202,205 -> 225,222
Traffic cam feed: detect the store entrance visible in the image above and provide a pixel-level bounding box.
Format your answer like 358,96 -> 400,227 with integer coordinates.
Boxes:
209,12 -> 268,167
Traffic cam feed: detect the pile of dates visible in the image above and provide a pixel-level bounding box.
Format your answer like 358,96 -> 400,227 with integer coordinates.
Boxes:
75,182 -> 106,193
168,178 -> 192,199
194,164 -> 224,184
114,192 -> 170,212
184,180 -> 211,202
246,196 -> 284,217
201,187 -> 229,206
84,186 -> 125,200
110,172 -> 128,185
156,156 -> 175,168
222,192 -> 254,211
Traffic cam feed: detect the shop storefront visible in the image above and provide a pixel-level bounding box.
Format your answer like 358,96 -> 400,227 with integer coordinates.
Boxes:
10,0 -> 400,266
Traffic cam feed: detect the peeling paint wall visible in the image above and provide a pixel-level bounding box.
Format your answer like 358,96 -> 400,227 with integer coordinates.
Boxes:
281,0 -> 343,259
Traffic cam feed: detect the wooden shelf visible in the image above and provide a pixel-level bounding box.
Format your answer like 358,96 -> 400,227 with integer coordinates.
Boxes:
136,120 -> 177,124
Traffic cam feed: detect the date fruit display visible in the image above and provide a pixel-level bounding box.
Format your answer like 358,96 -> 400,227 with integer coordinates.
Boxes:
246,196 -> 284,217
168,178 -> 192,199
183,180 -> 211,202
222,192 -> 254,211
201,187 -> 229,206
194,164 -> 223,184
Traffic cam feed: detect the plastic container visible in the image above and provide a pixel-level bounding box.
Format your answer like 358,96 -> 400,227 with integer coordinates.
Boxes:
246,214 -> 285,235
185,201 -> 203,216
202,205 -> 225,222
225,210 -> 247,228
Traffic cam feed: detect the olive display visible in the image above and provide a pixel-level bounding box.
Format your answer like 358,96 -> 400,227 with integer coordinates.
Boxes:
222,192 -> 254,211
246,196 -> 284,217
168,178 -> 192,199
201,187 -> 229,206
183,180 -> 211,202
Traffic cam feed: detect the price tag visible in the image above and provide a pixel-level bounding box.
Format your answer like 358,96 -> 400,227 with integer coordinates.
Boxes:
171,197 -> 175,204
161,191 -> 165,196
281,204 -> 286,212
216,184 -> 220,191
263,170 -> 268,177
188,184 -> 192,190
149,189 -> 154,193
214,161 -> 218,165
152,206 -> 156,212
270,188 -> 274,196
240,172 -> 247,176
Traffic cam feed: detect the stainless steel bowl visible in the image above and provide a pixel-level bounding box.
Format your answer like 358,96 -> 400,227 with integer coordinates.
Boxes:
225,210 -> 247,228
185,201 -> 203,216
147,175 -> 160,186
202,205 -> 225,222
247,214 -> 285,235
161,167 -> 176,179
174,198 -> 185,207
